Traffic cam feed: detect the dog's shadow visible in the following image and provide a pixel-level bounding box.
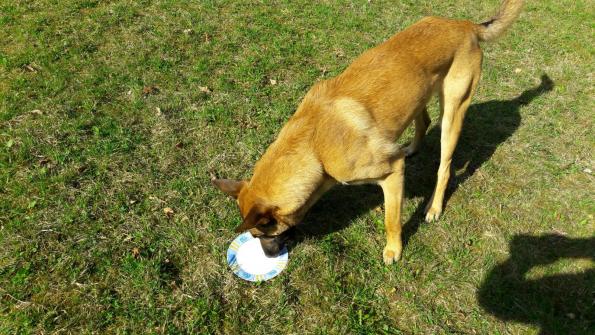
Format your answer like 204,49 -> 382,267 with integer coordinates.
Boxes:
477,234 -> 595,335
292,74 -> 554,244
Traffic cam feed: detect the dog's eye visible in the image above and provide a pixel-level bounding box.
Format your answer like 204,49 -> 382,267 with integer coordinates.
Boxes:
263,218 -> 276,226
256,218 -> 276,233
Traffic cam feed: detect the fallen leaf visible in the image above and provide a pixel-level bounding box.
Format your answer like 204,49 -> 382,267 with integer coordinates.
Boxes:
15,301 -> 31,309
269,79 -> 277,85
143,85 -> 160,96
552,228 -> 567,236
155,107 -> 162,116
175,142 -> 184,149
514,68 -> 522,74
163,207 -> 174,217
583,168 -> 592,174
30,109 -> 43,115
23,64 -> 38,73
199,86 -> 211,93
132,247 -> 140,258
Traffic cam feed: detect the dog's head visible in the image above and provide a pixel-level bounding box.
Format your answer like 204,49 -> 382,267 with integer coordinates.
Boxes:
212,178 -> 292,257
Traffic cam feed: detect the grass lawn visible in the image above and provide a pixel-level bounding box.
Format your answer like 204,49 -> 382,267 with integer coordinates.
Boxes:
1,0 -> 594,333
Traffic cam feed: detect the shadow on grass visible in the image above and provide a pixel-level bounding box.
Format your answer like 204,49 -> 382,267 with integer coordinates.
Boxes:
293,183 -> 384,239
293,75 -> 554,246
401,74 -> 554,244
477,234 -> 595,335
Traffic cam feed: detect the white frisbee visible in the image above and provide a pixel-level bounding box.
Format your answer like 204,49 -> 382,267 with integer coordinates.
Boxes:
227,232 -> 288,282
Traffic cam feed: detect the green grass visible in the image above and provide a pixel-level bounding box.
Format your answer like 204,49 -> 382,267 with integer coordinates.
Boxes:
1,0 -> 594,334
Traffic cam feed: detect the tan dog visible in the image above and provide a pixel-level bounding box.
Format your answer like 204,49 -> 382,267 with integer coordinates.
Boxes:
213,1 -> 523,264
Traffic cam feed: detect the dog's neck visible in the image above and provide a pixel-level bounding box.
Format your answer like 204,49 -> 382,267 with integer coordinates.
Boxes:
248,114 -> 327,218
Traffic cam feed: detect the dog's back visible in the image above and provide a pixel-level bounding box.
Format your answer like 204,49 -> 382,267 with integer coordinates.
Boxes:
329,17 -> 479,135
213,1 -> 525,262
284,0 -> 523,190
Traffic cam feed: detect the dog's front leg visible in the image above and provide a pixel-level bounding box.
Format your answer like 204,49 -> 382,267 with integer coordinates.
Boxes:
379,155 -> 405,265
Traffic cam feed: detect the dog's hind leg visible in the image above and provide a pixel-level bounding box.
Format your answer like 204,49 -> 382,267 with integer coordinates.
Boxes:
425,56 -> 481,222
404,107 -> 431,157
379,153 -> 406,264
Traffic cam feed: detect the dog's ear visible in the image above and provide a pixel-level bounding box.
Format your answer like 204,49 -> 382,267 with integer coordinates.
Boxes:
211,178 -> 247,199
234,203 -> 276,233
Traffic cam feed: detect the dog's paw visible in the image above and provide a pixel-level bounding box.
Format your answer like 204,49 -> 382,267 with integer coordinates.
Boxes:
425,206 -> 442,222
383,245 -> 402,265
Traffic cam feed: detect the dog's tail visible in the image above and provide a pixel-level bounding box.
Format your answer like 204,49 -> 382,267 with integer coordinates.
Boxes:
476,0 -> 524,42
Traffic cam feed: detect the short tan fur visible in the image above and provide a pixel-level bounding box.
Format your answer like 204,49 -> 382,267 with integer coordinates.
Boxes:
214,0 -> 523,264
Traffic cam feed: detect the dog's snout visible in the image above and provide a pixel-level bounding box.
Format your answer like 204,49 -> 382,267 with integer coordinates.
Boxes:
259,236 -> 285,258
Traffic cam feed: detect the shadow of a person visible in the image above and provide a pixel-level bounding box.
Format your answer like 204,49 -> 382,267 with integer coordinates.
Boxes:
293,75 -> 555,250
478,234 -> 595,335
